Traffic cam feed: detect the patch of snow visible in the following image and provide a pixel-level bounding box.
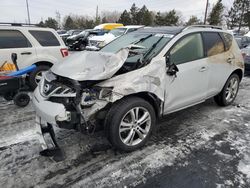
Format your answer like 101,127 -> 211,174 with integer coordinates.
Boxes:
0,129 -> 37,148
213,150 -> 232,160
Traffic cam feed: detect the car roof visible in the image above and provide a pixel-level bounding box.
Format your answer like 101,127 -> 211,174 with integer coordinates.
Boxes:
0,25 -> 56,32
133,26 -> 229,36
133,26 -> 184,35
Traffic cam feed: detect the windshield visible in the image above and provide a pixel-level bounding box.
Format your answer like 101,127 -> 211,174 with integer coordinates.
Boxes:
100,32 -> 172,71
101,32 -> 172,59
109,28 -> 127,37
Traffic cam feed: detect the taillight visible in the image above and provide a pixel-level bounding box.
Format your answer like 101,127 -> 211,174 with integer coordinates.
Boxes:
60,48 -> 69,57
0,76 -> 13,80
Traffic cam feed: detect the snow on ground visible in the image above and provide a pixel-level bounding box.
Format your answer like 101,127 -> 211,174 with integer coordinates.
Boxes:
0,76 -> 250,188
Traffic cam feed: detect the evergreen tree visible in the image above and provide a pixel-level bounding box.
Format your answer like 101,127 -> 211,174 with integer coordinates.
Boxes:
44,17 -> 58,29
186,15 -> 202,25
118,10 -> 132,25
164,10 -> 179,26
244,11 -> 250,29
85,20 -> 95,29
228,0 -> 250,30
63,16 -> 75,30
37,21 -> 45,27
143,10 -> 153,26
130,3 -> 139,24
95,16 -> 101,25
207,0 -> 224,25
155,12 -> 165,26
102,16 -> 108,24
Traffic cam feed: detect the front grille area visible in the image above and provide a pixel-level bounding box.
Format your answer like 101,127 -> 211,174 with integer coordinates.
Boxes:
40,73 -> 76,98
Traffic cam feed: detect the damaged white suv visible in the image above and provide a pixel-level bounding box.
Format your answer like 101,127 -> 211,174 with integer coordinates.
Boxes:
33,26 -> 244,153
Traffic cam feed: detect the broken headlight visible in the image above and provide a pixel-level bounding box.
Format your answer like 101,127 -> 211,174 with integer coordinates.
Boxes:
80,87 -> 113,107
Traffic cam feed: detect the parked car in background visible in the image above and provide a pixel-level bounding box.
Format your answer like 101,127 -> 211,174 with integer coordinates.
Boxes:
33,25 -> 244,153
93,23 -> 124,31
87,25 -> 144,50
56,30 -> 67,35
60,29 -> 82,43
66,29 -> 107,51
245,31 -> 250,37
0,23 -> 69,89
242,45 -> 250,74
235,35 -> 250,49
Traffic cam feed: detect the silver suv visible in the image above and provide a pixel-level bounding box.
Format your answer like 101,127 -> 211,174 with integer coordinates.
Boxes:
33,25 -> 244,153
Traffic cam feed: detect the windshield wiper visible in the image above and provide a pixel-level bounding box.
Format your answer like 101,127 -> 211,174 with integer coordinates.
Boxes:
133,34 -> 153,45
140,35 -> 164,65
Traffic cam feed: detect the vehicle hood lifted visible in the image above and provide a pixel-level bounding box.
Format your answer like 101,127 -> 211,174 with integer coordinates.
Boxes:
51,48 -> 129,81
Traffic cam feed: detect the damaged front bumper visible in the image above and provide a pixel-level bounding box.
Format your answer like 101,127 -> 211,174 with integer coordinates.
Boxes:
33,87 -> 110,151
33,88 -> 70,125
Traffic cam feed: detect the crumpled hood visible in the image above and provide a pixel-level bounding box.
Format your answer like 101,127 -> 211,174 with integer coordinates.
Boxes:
51,48 -> 129,81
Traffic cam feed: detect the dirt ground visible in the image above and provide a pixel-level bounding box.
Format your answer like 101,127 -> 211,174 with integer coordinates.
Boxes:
0,76 -> 250,188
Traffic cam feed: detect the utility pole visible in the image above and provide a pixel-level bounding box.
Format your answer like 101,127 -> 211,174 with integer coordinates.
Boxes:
204,0 -> 209,24
96,5 -> 99,22
26,0 -> 31,24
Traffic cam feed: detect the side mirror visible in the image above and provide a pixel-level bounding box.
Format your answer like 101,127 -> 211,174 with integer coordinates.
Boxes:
167,63 -> 179,76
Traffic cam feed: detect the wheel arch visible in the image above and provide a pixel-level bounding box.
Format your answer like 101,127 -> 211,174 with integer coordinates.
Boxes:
34,61 -> 53,68
123,92 -> 163,118
231,69 -> 243,81
97,92 -> 163,121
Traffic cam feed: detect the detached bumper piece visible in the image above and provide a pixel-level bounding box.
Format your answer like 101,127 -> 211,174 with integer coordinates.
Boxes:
35,116 -> 61,156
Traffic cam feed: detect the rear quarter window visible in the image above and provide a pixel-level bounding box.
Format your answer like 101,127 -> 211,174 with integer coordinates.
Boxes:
29,30 -> 60,46
203,32 -> 225,57
0,30 -> 31,49
221,32 -> 233,51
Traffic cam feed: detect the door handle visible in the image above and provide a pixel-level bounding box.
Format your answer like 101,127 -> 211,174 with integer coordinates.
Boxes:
21,52 -> 32,55
199,66 -> 207,72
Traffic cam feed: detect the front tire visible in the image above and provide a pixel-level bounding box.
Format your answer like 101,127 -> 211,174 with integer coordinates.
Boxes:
28,65 -> 50,90
105,97 -> 156,152
214,74 -> 240,106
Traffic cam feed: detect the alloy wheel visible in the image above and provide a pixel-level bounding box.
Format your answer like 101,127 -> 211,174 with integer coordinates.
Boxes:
119,107 -> 151,146
225,77 -> 239,103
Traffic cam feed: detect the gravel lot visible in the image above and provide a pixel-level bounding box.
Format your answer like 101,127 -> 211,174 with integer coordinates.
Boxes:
0,76 -> 250,188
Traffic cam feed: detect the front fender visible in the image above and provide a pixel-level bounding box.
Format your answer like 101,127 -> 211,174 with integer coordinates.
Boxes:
97,59 -> 167,103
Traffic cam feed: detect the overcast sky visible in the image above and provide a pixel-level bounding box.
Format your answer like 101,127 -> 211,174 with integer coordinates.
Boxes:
0,0 -> 234,24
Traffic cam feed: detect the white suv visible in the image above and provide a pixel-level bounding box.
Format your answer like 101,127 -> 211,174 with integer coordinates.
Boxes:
33,25 -> 244,153
0,24 -> 68,89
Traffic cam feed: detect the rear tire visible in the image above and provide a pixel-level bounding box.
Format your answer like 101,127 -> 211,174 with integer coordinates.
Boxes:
79,43 -> 86,51
105,97 -> 156,152
13,92 -> 30,107
28,65 -> 50,90
214,74 -> 240,106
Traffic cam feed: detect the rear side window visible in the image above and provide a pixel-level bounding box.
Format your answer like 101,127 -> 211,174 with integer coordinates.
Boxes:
221,33 -> 233,51
169,33 -> 204,65
203,32 -> 225,56
0,30 -> 31,49
29,30 -> 60,46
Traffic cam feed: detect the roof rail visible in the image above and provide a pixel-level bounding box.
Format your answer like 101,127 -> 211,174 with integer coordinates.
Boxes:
183,25 -> 223,31
0,22 -> 37,27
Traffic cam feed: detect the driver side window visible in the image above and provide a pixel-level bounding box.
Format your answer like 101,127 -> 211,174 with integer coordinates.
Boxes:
169,33 -> 204,65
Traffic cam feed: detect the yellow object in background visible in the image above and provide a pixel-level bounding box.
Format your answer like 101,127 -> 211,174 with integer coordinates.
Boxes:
0,61 -> 16,72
